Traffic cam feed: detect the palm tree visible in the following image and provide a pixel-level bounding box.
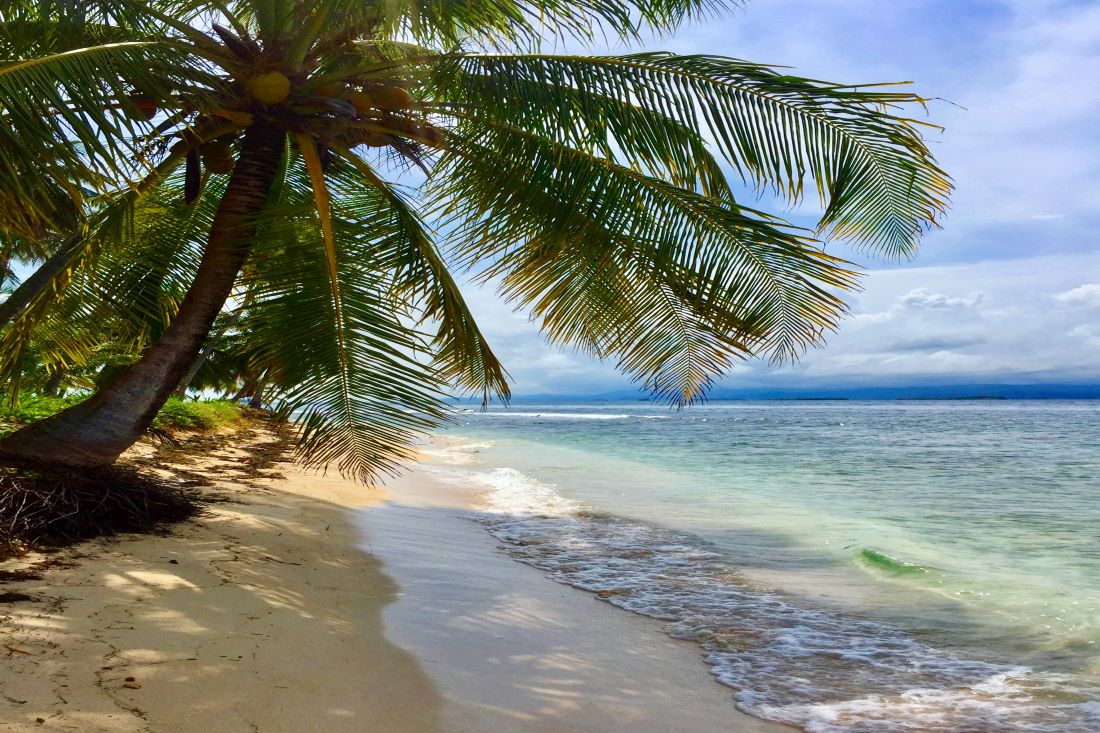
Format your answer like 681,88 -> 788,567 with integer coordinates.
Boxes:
0,0 -> 949,480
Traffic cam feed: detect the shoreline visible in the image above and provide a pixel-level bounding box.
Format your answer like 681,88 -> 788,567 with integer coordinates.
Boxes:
0,428 -> 784,732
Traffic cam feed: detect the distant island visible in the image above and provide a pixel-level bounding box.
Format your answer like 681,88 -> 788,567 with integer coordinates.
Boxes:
766,397 -> 851,401
896,396 -> 1008,401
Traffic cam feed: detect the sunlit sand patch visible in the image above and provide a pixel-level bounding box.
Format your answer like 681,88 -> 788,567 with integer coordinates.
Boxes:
107,570 -> 202,591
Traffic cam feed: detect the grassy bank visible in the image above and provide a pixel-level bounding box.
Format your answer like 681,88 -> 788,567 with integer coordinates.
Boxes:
0,394 -> 246,437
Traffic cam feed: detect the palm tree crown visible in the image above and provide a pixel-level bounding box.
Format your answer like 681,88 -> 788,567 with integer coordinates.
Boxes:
0,0 -> 950,479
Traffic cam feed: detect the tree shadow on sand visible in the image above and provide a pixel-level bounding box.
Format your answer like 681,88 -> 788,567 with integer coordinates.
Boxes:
0,435 -> 445,733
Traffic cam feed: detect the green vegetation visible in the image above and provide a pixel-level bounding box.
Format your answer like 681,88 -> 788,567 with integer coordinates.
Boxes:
0,394 -> 86,427
151,398 -> 245,431
1,394 -> 243,435
0,0 -> 949,482
858,549 -> 931,576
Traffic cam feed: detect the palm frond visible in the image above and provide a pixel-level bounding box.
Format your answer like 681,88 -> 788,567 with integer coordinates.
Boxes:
432,117 -> 858,402
0,150 -> 194,383
386,0 -> 739,46
334,150 -> 510,405
434,52 -> 950,256
239,155 -> 450,480
428,53 -> 731,198
0,38 -> 209,236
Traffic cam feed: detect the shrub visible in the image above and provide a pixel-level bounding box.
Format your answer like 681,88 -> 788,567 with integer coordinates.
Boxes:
0,393 -> 86,424
0,393 -> 244,434
152,397 -> 244,431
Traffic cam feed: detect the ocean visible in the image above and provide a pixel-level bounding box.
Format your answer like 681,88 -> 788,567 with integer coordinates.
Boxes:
426,400 -> 1100,732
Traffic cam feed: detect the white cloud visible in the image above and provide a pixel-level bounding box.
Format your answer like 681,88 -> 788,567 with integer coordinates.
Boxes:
899,289 -> 986,310
459,253 -> 1100,396
1054,283 -> 1100,307
1068,324 -> 1100,348
744,252 -> 1100,385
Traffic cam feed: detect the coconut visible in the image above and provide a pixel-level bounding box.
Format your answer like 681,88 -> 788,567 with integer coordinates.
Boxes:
370,85 -> 415,110
314,81 -> 345,98
247,71 -> 291,104
418,125 -> 444,147
201,141 -> 233,160
127,92 -> 158,121
386,116 -> 419,135
200,140 -> 235,174
347,91 -> 374,116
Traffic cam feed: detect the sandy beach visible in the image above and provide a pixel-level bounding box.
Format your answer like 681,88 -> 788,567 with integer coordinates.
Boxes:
0,429 -> 783,733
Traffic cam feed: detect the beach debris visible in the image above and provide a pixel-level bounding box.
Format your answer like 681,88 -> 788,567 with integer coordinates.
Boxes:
122,682 -> 141,689
4,644 -> 31,654
0,461 -> 198,552
0,569 -> 43,582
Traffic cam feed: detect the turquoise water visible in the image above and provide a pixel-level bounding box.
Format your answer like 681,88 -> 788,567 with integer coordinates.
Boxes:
433,400 -> 1100,732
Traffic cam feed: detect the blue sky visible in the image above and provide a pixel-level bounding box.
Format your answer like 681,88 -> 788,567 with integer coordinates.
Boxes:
459,0 -> 1100,397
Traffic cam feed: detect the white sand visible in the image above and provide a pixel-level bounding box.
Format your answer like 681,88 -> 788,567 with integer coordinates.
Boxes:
0,432 -> 786,732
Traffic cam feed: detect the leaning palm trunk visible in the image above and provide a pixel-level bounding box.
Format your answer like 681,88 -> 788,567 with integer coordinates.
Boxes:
173,311 -> 244,397
0,124 -> 285,467
42,367 -> 67,397
247,371 -> 270,409
0,233 -> 84,330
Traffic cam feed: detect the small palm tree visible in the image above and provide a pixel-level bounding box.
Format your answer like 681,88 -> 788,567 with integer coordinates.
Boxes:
0,0 -> 949,479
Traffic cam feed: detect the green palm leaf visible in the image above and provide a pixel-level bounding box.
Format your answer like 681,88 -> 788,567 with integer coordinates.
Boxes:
433,117 -> 857,401
334,151 -> 510,405
239,156 -> 449,480
0,41 -> 198,207
434,52 -> 950,255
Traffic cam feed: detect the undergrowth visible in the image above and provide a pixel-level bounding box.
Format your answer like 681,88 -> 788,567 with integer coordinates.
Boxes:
0,394 -> 245,436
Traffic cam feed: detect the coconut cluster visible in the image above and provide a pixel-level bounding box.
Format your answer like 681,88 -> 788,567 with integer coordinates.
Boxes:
200,141 -> 235,174
246,71 -> 292,105
140,60 -> 445,193
242,70 -> 444,152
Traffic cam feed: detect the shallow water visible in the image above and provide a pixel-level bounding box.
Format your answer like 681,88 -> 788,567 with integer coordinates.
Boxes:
428,400 -> 1100,732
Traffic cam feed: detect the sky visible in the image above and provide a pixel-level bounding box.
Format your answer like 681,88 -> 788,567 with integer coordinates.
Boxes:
458,0 -> 1100,398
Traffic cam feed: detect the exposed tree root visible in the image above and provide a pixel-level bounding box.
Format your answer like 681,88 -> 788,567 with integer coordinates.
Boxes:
0,460 -> 199,556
